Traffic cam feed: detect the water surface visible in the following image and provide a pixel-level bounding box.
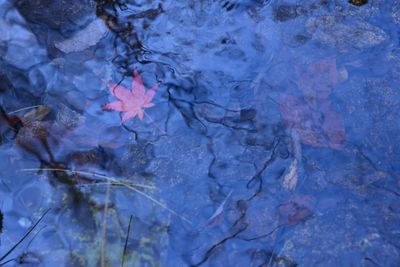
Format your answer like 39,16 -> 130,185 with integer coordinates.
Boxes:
0,0 -> 400,266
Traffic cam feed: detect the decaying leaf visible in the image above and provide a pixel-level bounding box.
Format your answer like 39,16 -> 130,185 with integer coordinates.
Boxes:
279,93 -> 346,149
278,195 -> 316,226
21,105 -> 51,126
283,159 -> 298,191
279,58 -> 347,149
103,69 -> 158,123
295,58 -> 340,103
15,120 -> 54,163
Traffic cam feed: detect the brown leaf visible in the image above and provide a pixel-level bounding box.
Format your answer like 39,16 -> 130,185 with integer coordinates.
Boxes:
21,105 -> 51,126
279,93 -> 346,149
278,195 -> 316,226
295,58 -> 340,104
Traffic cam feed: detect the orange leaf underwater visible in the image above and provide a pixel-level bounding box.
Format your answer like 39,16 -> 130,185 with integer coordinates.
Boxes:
103,69 -> 158,123
279,93 -> 346,149
295,58 -> 340,103
278,195 -> 316,226
280,58 -> 346,149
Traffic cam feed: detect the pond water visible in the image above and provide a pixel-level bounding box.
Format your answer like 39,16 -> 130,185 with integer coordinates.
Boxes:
0,0 -> 400,266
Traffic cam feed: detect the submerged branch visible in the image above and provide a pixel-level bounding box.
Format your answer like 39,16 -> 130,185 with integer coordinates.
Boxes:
121,215 -> 133,267
101,183 -> 111,267
0,209 -> 50,264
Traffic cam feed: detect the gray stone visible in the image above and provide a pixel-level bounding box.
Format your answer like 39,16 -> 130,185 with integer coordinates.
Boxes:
54,19 -> 108,53
306,16 -> 386,50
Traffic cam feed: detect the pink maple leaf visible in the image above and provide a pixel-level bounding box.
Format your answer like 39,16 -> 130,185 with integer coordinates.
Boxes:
103,69 -> 158,123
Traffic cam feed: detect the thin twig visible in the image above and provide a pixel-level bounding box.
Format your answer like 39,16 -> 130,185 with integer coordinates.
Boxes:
241,225 -> 281,241
121,183 -> 192,224
0,258 -> 15,266
0,209 -> 50,263
1,226 -> 49,266
101,183 -> 111,267
144,111 -> 166,134
121,215 -> 133,267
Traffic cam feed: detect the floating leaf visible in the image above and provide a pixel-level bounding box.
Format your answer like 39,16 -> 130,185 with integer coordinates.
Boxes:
103,69 -> 158,123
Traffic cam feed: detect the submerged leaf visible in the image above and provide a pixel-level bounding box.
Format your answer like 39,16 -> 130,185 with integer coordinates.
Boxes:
280,58 -> 347,149
278,195 -> 316,226
21,105 -> 51,126
295,58 -> 340,103
279,93 -> 346,149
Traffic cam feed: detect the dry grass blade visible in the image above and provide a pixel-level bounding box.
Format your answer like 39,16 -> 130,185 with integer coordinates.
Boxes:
81,181 -> 155,190
144,111 -> 166,134
20,168 -> 192,224
19,168 -> 155,190
0,209 -> 50,264
121,183 -> 192,224
101,183 -> 111,267
7,105 -> 42,115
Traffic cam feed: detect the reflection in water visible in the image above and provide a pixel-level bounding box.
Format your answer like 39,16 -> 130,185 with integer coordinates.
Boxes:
0,0 -> 400,266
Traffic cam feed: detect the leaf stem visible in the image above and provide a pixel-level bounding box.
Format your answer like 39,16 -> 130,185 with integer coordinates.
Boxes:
144,112 -> 166,134
0,209 -> 50,263
7,105 -> 42,115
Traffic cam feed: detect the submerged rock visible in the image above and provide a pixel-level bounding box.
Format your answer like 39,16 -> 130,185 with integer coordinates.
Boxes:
15,0 -> 96,34
54,19 -> 108,53
273,4 -> 307,22
348,0 -> 368,6
306,16 -> 386,50
393,2 -> 400,24
15,0 -> 97,56
55,104 -> 85,129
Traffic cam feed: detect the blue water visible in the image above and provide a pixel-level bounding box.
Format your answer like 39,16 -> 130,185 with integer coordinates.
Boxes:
0,0 -> 399,266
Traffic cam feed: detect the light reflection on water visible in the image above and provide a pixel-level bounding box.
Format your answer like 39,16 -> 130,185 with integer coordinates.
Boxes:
0,0 -> 399,266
